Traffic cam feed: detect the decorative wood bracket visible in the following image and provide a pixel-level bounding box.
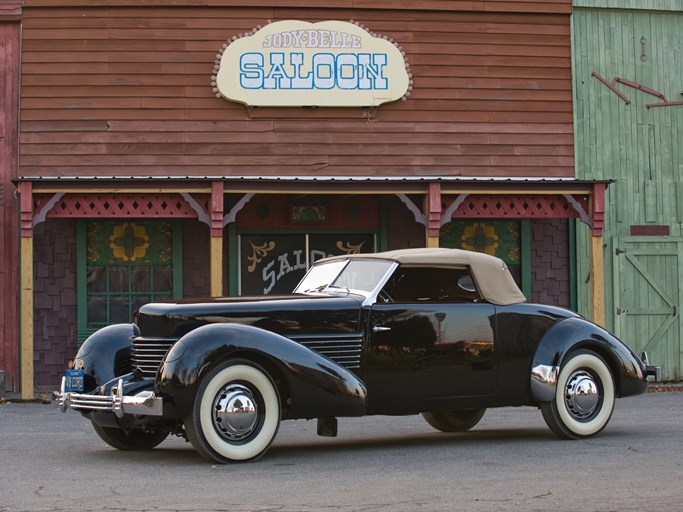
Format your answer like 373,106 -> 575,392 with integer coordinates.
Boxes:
223,193 -> 255,227
396,193 -> 427,226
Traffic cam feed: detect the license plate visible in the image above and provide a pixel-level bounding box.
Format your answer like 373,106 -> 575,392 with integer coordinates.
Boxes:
64,369 -> 84,392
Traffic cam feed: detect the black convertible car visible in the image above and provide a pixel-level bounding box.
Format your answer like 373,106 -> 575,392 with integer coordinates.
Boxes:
57,248 -> 660,462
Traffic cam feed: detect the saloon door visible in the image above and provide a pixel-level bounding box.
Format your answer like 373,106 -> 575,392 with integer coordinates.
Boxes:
613,237 -> 681,381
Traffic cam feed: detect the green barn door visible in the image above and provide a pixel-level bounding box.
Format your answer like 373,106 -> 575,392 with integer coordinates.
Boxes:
613,237 -> 681,381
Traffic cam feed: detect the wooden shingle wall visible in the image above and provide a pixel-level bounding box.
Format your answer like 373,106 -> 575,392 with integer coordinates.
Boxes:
20,1 -> 573,178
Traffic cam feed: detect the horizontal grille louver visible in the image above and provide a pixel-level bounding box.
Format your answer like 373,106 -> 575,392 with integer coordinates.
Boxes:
131,337 -> 178,378
290,334 -> 364,370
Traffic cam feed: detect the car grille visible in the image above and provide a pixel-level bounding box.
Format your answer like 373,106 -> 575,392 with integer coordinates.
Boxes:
131,337 -> 178,378
131,333 -> 363,378
289,333 -> 364,370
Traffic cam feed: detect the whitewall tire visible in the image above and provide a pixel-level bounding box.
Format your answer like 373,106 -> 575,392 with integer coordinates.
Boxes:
540,350 -> 615,439
184,360 -> 281,462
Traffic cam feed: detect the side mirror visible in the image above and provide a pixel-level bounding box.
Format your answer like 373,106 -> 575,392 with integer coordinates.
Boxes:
457,275 -> 476,293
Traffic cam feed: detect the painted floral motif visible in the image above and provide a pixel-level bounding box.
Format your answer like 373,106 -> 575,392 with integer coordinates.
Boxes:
247,241 -> 276,273
461,223 -> 500,256
109,223 -> 150,263
336,241 -> 366,254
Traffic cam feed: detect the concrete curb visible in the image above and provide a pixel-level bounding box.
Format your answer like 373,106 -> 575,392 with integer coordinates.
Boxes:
647,383 -> 683,393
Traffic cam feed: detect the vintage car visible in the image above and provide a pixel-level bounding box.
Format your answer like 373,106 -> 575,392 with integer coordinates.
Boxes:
57,248 -> 660,462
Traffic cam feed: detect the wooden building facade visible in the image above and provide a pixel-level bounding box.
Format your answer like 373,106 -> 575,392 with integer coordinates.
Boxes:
0,0 -> 21,395
573,0 -> 683,381
3,0 -> 612,397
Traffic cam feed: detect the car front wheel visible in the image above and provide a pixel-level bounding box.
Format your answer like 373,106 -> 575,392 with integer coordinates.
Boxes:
184,360 -> 281,463
422,408 -> 486,432
540,350 -> 615,439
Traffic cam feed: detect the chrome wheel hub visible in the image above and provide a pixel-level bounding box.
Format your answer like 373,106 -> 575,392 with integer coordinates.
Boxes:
564,370 -> 600,420
212,384 -> 259,442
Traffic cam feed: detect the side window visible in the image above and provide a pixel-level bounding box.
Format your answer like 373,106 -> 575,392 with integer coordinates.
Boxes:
381,267 -> 479,303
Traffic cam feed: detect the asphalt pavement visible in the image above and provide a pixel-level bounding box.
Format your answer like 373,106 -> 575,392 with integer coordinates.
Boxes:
1,391 -> 682,512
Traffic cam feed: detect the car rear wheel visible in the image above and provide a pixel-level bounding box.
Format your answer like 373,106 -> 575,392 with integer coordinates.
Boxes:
184,360 -> 281,463
540,350 -> 615,439
422,408 -> 486,432
92,423 -> 169,450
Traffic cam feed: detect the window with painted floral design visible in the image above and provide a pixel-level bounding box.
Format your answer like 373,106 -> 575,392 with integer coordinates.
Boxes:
440,220 -> 523,287
77,220 -> 182,342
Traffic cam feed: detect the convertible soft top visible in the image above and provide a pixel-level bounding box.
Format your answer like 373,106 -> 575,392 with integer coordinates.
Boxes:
322,247 -> 527,306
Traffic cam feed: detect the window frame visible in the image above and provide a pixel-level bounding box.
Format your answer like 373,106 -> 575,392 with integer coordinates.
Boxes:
76,219 -> 183,344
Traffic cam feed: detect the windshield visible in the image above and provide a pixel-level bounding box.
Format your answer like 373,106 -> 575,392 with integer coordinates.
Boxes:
294,259 -> 395,297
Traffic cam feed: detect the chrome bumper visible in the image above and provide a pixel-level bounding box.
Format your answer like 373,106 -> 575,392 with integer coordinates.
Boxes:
57,377 -> 164,418
641,352 -> 662,382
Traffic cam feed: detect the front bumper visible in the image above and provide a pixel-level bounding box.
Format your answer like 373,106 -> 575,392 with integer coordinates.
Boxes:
642,351 -> 662,382
57,376 -> 164,418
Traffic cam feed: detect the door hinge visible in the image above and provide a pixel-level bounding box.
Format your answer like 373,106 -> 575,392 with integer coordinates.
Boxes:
616,307 -> 629,315
615,248 -> 627,255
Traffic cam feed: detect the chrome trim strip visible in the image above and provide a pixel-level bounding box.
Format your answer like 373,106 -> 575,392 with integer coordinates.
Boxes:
530,364 -> 560,402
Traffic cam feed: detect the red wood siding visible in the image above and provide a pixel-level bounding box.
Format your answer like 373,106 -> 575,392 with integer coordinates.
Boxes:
1,15 -> 20,390
19,2 -> 573,179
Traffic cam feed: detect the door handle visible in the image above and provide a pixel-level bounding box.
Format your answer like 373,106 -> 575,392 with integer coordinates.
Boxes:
373,326 -> 391,333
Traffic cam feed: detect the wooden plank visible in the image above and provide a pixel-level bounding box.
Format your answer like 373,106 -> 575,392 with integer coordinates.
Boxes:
22,0 -> 571,15
590,235 -> 606,326
18,163 -> 575,176
21,237 -> 34,399
19,5 -> 574,180
1,20 -> 21,391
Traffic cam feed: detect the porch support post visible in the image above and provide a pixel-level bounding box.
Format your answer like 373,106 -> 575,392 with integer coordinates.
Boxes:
210,181 -> 224,297
590,183 -> 606,326
425,182 -> 441,248
19,182 -> 34,400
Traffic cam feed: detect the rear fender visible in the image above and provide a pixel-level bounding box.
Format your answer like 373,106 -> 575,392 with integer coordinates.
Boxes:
72,324 -> 138,392
157,323 -> 367,419
530,317 -> 647,402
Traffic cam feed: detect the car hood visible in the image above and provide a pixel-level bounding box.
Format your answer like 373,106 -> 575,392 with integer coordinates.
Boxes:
135,293 -> 365,339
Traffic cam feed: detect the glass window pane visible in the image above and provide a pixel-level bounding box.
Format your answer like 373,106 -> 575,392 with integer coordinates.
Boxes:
87,267 -> 107,293
131,267 -> 151,292
108,266 -> 129,293
109,296 -> 130,323
87,296 -> 107,325
153,266 -> 173,293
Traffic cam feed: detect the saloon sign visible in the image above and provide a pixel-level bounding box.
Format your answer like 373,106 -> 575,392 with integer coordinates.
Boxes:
214,20 -> 411,107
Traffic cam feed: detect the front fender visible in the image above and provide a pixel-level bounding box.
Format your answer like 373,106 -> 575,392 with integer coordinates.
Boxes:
73,323 -> 138,392
530,317 -> 647,402
157,323 -> 367,420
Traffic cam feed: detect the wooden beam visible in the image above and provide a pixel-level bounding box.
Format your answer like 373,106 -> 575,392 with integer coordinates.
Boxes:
425,182 -> 441,248
210,236 -> 223,298
590,234 -> 605,327
19,182 -> 34,400
210,181 -> 224,297
589,182 -> 606,326
20,237 -> 34,400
